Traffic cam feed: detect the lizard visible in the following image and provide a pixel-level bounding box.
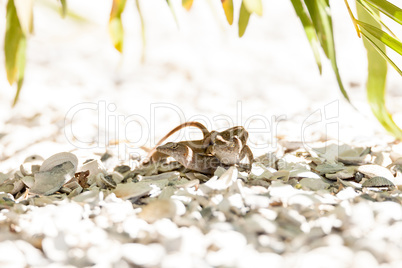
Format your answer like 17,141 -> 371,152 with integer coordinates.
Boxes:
150,122 -> 254,171
156,142 -> 221,174
207,131 -> 254,170
146,121 -> 210,162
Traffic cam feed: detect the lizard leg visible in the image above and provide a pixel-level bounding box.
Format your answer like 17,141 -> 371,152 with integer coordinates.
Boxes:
238,145 -> 253,171
202,130 -> 217,148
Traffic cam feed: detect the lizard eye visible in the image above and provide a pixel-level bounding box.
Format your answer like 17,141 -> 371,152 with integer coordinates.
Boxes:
171,143 -> 179,149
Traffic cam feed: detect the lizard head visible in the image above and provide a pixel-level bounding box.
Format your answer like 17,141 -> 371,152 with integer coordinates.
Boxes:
157,142 -> 182,154
219,127 -> 248,145
213,135 -> 241,149
212,136 -> 242,164
156,142 -> 191,163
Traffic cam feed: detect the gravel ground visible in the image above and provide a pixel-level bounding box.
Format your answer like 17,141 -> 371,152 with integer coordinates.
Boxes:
1,0 -> 402,267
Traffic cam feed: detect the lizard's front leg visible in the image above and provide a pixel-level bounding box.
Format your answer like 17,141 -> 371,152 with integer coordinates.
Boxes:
238,145 -> 253,171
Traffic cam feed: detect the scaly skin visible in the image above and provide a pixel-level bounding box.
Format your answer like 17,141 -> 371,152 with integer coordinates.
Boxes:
148,122 -> 210,162
156,142 -> 220,174
209,135 -> 243,165
150,123 -> 253,170
206,127 -> 253,170
205,126 -> 249,148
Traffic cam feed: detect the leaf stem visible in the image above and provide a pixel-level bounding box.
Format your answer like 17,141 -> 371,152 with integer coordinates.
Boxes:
344,0 -> 361,37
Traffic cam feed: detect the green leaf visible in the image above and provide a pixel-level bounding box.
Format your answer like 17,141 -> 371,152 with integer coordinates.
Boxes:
5,0 -> 26,84
14,0 -> 34,35
361,33 -> 402,76
356,0 -> 395,37
290,0 -> 322,74
109,0 -> 127,53
238,1 -> 251,37
243,0 -> 262,16
136,0 -> 146,63
304,0 -> 328,55
166,0 -> 179,28
363,0 -> 402,25
357,4 -> 402,139
60,0 -> 67,17
305,0 -> 350,102
356,20 -> 402,56
13,37 -> 27,107
221,0 -> 234,25
5,0 -> 27,106
182,0 -> 194,11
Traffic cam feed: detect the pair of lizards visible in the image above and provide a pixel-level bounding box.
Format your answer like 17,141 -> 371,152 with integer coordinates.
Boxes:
147,122 -> 253,174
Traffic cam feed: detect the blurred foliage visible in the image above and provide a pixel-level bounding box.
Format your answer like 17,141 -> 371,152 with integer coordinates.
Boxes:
353,0 -> 402,139
109,0 -> 127,52
4,0 -> 29,106
238,1 -> 251,37
2,0 -> 402,138
222,0 -> 234,25
59,0 -> 67,17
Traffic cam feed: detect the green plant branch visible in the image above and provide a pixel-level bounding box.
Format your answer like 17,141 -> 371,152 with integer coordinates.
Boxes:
344,0 -> 361,37
355,0 -> 402,139
356,0 -> 396,37
364,0 -> 402,25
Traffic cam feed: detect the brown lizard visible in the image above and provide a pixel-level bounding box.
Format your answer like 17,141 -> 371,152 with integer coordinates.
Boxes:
208,134 -> 253,170
147,121 -> 210,162
151,123 -> 254,172
156,142 -> 221,174
204,126 -> 253,166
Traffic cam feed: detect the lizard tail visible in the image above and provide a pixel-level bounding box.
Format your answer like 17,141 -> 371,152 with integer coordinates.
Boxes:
147,121 -> 210,161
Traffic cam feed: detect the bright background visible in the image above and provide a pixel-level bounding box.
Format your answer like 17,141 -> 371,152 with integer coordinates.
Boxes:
1,0 -> 401,170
